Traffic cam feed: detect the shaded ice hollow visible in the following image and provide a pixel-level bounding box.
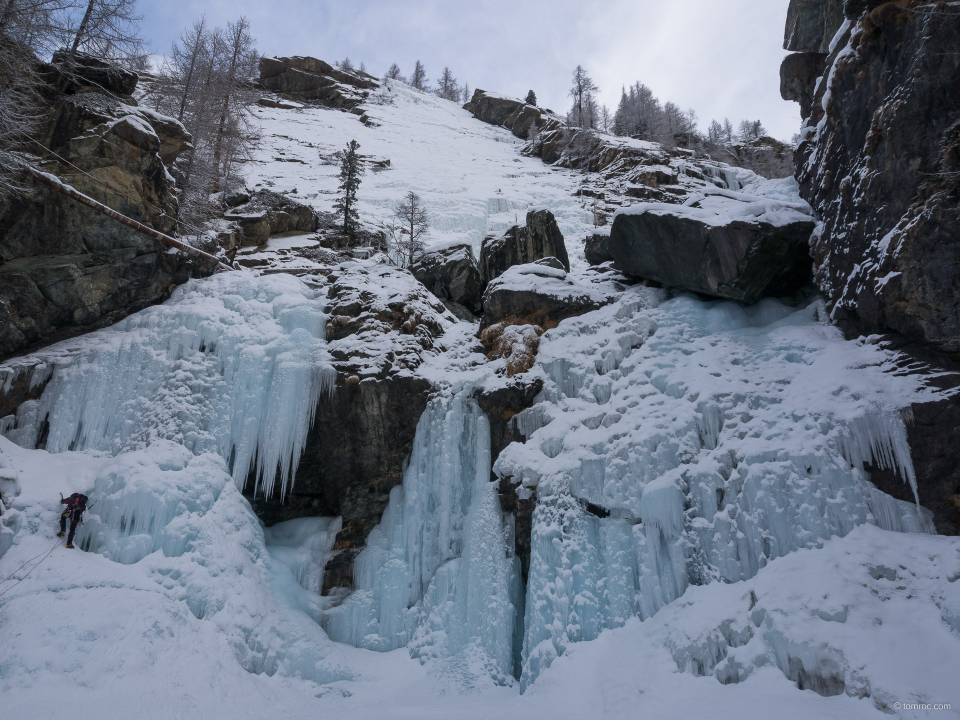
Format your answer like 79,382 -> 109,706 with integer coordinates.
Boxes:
10,272 -> 334,498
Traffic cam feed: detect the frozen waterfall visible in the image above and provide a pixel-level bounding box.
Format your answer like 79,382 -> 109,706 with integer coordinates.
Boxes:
4,272 -> 334,498
323,392 -> 521,684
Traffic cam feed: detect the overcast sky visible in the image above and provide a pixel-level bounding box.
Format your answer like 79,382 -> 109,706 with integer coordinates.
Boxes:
141,0 -> 800,140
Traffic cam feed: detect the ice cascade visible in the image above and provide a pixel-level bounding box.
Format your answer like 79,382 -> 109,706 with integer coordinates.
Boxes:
323,392 -> 521,684
494,289 -> 937,690
8,273 -> 334,498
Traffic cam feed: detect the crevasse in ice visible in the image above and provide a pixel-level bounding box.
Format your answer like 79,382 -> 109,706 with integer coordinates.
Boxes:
323,392 -> 521,684
491,287 -> 935,689
15,272 -> 334,498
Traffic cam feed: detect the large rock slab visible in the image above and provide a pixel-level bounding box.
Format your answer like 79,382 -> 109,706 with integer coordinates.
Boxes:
411,243 -> 483,316
795,3 -> 960,354
480,208 -> 570,284
481,261 -> 609,330
608,190 -> 816,304
780,51 -> 828,120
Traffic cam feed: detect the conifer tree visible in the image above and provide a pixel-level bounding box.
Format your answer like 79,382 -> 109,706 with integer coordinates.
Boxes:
525,89 -> 537,106
334,139 -> 363,237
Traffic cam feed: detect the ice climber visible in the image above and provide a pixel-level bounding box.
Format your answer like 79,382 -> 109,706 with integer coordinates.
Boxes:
58,492 -> 88,549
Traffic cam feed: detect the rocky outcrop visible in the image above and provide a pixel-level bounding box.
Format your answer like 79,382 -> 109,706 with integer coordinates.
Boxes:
608,190 -> 816,304
223,189 -> 319,247
0,74 -> 198,362
780,52 -> 828,120
481,261 -> 610,330
479,208 -> 570,284
466,89 -> 565,140
795,2 -> 960,354
44,50 -> 140,96
411,243 -> 483,316
249,263 -> 456,593
258,56 -> 378,109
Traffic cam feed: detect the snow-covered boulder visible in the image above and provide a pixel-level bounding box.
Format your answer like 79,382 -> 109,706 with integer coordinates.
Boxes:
609,189 -> 816,304
480,208 -> 570,284
411,242 -> 483,317
584,229 -> 612,266
481,260 -> 610,330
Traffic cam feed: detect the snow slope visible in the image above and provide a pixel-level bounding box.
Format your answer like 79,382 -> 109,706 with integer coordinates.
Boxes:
1,80 -> 959,720
244,79 -> 598,260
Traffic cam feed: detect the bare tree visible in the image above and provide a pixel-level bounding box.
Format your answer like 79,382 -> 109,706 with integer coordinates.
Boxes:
434,66 -> 459,101
462,82 -> 470,104
410,59 -> 427,91
337,56 -> 353,71
64,0 -> 144,65
385,62 -> 403,81
392,190 -> 429,267
0,37 -> 41,196
211,17 -> 257,181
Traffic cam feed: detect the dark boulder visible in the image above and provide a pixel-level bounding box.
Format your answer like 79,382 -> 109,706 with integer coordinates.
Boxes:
411,243 -> 483,316
45,51 -> 139,96
608,191 -> 816,304
481,261 -> 609,330
479,208 -> 570,284
795,2 -> 960,353
584,231 -> 613,266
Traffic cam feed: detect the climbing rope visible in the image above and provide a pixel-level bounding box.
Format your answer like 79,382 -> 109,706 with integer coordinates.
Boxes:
0,537 -> 64,599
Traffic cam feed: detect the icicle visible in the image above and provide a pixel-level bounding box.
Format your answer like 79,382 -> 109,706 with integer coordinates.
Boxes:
837,411 -> 918,503
30,273 -> 334,499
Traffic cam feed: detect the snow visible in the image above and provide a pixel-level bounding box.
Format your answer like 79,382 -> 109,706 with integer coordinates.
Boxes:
1,69 -> 958,720
245,80 -> 600,263
616,187 -> 814,229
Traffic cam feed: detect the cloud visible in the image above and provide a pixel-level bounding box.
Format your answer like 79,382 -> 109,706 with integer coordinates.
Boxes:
141,0 -> 800,139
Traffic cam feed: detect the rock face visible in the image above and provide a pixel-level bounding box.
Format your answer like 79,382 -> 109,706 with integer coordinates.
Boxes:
223,189 -> 319,247
44,51 -> 140,96
481,261 -> 609,330
258,56 -> 378,109
608,190 -> 816,304
411,243 -> 483,316
784,0 -> 844,52
479,208 -> 570,284
0,74 -> 198,362
795,2 -> 960,354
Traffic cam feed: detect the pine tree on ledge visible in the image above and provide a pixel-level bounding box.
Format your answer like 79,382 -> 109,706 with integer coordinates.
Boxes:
334,139 -> 363,238
525,89 -> 537,106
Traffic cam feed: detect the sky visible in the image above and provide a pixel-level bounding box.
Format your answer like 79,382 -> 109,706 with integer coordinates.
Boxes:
140,0 -> 801,141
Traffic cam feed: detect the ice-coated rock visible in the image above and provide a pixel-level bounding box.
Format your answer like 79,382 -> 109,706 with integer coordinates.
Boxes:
608,189 -> 816,304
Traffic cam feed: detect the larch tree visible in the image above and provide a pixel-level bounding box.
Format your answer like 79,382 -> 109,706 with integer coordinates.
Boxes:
434,66 -> 459,101
568,65 -> 598,129
385,62 -> 403,81
64,0 -> 144,65
392,190 -> 429,267
410,59 -> 427,90
334,139 -> 363,237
